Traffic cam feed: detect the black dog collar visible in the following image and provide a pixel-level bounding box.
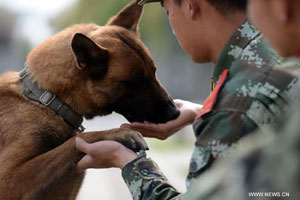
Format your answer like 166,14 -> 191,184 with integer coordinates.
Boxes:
19,67 -> 85,132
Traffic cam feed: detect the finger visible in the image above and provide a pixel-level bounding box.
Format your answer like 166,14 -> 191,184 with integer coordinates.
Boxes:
120,123 -> 130,128
127,126 -> 168,139
75,137 -> 90,154
134,119 -> 181,130
130,128 -> 160,138
130,122 -> 164,132
122,122 -> 159,129
174,99 -> 184,108
76,154 -> 94,172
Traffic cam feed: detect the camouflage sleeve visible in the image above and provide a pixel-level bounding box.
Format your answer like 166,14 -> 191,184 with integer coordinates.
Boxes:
185,54 -> 300,184
122,154 -> 183,200
185,101 -> 300,200
186,110 -> 258,186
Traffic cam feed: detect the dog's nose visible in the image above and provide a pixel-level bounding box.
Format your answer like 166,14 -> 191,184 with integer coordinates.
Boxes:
166,102 -> 180,121
159,101 -> 180,122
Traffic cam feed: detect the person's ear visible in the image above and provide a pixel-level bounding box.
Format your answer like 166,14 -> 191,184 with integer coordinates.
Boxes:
274,0 -> 291,24
187,0 -> 200,20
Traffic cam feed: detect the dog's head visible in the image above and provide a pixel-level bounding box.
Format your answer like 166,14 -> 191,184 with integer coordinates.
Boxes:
26,1 -> 179,124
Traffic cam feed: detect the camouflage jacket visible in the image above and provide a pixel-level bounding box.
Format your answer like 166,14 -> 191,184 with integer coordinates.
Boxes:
121,20 -> 300,200
185,101 -> 300,200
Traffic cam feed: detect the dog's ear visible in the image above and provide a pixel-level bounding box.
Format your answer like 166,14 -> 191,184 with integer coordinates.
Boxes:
106,1 -> 143,32
71,33 -> 109,79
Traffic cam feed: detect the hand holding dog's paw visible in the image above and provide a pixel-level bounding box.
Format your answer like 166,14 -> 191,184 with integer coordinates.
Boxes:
106,128 -> 149,152
118,129 -> 149,152
76,137 -> 139,170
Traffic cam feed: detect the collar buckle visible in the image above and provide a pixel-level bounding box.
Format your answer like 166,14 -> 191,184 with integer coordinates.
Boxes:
39,90 -> 56,106
78,125 -> 85,132
20,67 -> 84,131
19,68 -> 28,80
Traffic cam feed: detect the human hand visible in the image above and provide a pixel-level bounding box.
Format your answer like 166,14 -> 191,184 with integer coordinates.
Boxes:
75,137 -> 138,171
121,99 -> 202,140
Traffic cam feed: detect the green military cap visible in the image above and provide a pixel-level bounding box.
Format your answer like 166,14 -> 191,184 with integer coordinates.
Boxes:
137,0 -> 161,5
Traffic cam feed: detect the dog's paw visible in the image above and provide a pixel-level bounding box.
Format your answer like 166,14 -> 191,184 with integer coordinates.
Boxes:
109,128 -> 148,152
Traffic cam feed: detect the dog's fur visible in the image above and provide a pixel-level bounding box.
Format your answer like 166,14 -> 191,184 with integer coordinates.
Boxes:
0,1 -> 179,199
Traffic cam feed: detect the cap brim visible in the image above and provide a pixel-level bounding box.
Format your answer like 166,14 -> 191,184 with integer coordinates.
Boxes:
138,0 -> 161,5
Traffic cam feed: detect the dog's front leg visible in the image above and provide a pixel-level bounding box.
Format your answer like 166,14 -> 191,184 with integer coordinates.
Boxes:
78,128 -> 148,152
4,128 -> 147,200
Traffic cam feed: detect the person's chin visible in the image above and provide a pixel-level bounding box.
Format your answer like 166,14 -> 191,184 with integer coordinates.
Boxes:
277,46 -> 297,58
190,55 -> 211,64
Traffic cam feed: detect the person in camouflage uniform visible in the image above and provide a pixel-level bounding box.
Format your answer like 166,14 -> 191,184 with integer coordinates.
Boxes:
185,110 -> 300,200
75,0 -> 300,199
181,0 -> 300,199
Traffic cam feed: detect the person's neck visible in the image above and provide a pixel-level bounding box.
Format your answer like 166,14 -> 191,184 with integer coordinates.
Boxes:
207,12 -> 247,63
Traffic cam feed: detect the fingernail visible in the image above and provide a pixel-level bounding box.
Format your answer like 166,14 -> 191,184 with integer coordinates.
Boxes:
75,137 -> 81,143
121,124 -> 130,128
75,137 -> 83,147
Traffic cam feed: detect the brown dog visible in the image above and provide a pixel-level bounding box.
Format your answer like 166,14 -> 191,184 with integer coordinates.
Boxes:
0,1 -> 179,199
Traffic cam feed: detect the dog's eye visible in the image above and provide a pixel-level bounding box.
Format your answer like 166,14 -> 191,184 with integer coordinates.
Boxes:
132,73 -> 145,84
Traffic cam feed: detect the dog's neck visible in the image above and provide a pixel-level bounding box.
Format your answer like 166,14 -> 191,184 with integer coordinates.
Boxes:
19,67 -> 85,132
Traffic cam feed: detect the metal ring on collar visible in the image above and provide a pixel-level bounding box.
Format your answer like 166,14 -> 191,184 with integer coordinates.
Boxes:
39,91 -> 56,106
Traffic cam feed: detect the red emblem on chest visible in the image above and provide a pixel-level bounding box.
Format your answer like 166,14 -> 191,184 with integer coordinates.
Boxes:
196,69 -> 229,120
